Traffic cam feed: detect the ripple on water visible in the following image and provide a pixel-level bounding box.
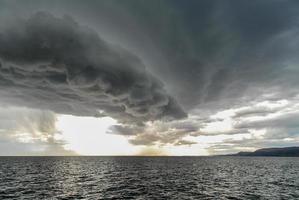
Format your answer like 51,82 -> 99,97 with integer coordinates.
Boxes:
0,156 -> 298,199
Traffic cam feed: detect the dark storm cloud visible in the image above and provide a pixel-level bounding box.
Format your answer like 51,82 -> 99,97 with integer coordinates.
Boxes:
1,0 -> 299,153
112,0 -> 299,110
1,1 -> 299,113
3,0 -> 299,111
0,12 -> 186,124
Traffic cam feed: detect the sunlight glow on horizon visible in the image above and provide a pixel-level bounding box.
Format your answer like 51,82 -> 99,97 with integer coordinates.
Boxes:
51,98 -> 297,156
55,115 -> 213,156
56,115 -> 140,155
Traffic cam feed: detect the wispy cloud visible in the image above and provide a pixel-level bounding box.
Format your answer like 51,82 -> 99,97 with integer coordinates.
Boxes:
0,106 -> 75,155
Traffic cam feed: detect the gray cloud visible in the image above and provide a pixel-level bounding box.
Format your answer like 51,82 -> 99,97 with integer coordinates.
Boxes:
2,1 -> 299,111
108,124 -> 143,136
111,0 -> 299,112
236,111 -> 299,130
234,107 -> 299,142
123,98 -> 299,150
233,107 -> 278,119
203,100 -> 299,154
0,12 -> 186,125
124,118 -> 201,146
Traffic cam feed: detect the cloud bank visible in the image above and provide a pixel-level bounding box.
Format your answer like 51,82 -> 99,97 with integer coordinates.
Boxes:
0,12 -> 186,125
1,1 -> 299,154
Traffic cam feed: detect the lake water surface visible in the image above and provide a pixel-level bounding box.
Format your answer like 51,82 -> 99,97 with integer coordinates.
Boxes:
0,156 -> 298,199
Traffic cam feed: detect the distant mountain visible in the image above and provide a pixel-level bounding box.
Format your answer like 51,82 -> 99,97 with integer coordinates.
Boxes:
229,147 -> 299,157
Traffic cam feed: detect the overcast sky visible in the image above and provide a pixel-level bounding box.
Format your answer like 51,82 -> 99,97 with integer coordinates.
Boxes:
0,0 -> 299,155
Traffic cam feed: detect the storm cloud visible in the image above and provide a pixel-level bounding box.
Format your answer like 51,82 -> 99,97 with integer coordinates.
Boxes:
0,12 -> 186,124
1,0 -> 299,154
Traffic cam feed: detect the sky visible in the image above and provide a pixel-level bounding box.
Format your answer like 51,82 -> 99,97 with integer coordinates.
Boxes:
0,0 -> 299,156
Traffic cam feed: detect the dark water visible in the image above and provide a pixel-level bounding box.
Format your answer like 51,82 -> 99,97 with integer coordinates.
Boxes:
0,157 -> 298,199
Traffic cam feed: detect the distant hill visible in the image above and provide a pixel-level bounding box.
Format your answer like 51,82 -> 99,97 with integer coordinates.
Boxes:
229,147 -> 299,157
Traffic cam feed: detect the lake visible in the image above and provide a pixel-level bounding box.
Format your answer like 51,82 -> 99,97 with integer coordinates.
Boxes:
0,156 -> 298,199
